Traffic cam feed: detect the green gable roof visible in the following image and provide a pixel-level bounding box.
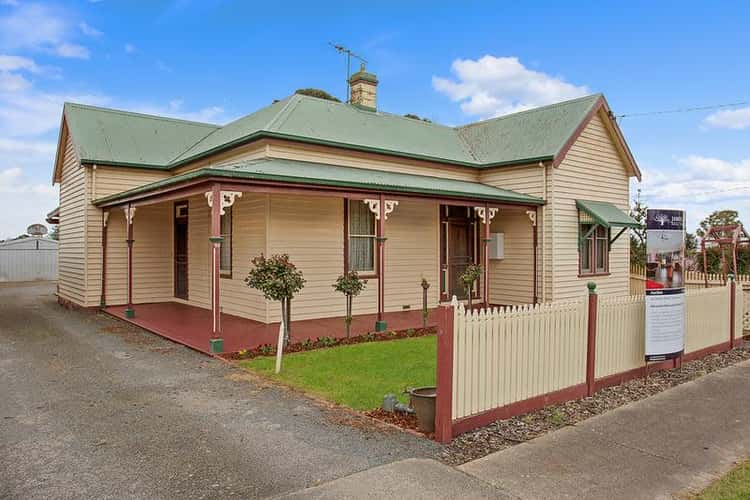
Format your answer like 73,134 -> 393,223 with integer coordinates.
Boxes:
93,158 -> 544,207
61,93 -> 612,172
64,103 -> 219,168
456,94 -> 601,165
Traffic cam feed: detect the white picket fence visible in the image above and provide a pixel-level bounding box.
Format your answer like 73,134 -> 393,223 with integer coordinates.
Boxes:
450,284 -> 742,421
452,300 -> 587,420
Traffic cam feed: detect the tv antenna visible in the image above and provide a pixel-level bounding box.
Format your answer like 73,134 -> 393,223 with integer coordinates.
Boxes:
330,43 -> 367,103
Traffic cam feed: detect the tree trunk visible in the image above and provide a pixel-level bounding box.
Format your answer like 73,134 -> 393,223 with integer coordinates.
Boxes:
345,294 -> 352,338
280,298 -> 290,347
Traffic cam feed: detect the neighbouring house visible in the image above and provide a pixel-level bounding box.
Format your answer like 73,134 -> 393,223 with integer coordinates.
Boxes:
0,237 -> 58,282
50,65 -> 641,353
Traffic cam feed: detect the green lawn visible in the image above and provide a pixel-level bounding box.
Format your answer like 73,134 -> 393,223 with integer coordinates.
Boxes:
240,335 -> 436,410
699,460 -> 750,499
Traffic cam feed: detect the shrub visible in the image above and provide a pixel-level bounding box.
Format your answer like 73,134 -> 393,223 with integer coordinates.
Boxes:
246,253 -> 305,346
459,264 -> 482,310
332,271 -> 367,338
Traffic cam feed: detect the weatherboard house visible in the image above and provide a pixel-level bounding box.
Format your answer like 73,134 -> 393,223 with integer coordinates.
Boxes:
51,67 -> 641,353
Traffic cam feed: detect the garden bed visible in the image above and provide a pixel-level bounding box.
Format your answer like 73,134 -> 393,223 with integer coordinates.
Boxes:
439,343 -> 750,465
222,326 -> 434,360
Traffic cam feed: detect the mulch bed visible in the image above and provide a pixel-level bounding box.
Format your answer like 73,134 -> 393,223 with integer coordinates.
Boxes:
364,409 -> 435,439
220,326 -> 435,360
438,343 -> 750,465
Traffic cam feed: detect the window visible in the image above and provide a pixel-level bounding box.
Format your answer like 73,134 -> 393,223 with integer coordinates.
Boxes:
580,223 -> 609,275
346,200 -> 376,274
220,206 -> 232,277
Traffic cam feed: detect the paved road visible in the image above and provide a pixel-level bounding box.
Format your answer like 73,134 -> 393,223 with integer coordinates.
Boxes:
460,358 -> 750,499
0,282 -> 438,499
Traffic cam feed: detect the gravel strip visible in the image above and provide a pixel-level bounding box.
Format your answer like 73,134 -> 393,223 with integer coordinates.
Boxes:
439,343 -> 750,466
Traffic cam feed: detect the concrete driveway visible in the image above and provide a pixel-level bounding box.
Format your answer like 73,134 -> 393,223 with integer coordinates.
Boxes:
0,282 -> 438,499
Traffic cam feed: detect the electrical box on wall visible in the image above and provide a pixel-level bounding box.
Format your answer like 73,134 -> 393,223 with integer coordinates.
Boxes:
489,233 -> 505,260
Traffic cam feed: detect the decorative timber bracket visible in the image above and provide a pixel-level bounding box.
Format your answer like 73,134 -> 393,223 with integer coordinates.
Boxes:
525,209 -> 537,227
364,198 -> 399,220
474,206 -> 498,224
205,191 -> 243,215
123,206 -> 136,225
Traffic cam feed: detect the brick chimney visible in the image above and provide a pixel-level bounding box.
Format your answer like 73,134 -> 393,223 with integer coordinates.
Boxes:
348,63 -> 378,110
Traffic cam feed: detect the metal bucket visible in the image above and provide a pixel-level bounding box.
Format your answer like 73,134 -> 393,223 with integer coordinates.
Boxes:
408,386 -> 436,432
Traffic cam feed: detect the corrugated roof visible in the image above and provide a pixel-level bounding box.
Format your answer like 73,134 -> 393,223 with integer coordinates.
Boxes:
576,199 -> 639,228
93,158 -> 544,207
62,93 -> 609,171
64,103 -> 219,168
457,94 -> 601,165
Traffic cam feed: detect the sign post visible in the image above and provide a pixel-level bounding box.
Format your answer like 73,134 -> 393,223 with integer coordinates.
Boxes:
645,209 -> 686,361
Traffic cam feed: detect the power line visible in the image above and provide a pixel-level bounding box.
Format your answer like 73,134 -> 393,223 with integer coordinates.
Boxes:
640,184 -> 750,199
616,100 -> 749,120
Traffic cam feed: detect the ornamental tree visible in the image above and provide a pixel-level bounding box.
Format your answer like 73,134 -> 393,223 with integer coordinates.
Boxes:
245,254 -> 305,346
459,264 -> 482,310
332,271 -> 367,338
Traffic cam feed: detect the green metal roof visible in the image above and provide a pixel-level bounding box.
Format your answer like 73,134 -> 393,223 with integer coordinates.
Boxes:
457,94 -> 601,165
64,103 -> 219,168
576,199 -> 639,228
62,93 -> 607,171
93,158 -> 544,207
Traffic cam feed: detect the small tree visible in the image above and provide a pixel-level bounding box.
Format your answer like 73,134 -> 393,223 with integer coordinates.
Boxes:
333,271 -> 367,338
459,264 -> 482,310
245,254 -> 305,347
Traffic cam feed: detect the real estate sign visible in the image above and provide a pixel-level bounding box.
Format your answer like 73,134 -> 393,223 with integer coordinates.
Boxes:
644,208 -> 686,361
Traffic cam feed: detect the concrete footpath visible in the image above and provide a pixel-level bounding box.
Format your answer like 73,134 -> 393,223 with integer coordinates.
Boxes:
460,358 -> 750,499
282,359 -> 750,499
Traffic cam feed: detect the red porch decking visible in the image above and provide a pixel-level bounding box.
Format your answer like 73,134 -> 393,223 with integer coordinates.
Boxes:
105,302 -> 438,355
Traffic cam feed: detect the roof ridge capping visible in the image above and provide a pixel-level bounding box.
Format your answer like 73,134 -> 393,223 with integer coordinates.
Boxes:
455,93 -> 603,130
63,102 -> 222,128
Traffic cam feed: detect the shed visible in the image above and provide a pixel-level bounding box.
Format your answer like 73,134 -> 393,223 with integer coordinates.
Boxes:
0,237 -> 59,282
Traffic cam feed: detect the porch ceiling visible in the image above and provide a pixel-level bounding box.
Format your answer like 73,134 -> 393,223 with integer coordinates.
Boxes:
93,158 -> 545,208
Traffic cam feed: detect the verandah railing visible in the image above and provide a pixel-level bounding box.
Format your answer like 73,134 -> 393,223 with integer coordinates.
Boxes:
435,281 -> 744,443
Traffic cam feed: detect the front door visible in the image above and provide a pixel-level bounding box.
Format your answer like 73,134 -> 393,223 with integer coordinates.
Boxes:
174,202 -> 188,300
440,206 -> 478,301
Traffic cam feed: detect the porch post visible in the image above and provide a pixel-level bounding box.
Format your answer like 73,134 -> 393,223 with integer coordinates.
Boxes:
100,210 -> 109,308
208,184 -> 224,353
529,208 -> 539,304
483,202 -> 490,308
376,193 -> 387,331
124,204 -> 135,318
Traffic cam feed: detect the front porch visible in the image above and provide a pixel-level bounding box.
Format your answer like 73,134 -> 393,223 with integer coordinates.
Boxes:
106,301 -> 438,355
94,157 -> 543,354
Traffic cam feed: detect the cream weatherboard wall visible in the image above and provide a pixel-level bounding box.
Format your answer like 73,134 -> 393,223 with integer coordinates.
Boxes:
480,164 -> 549,304
551,111 -> 631,300
58,131 -> 87,305
87,165 -> 170,307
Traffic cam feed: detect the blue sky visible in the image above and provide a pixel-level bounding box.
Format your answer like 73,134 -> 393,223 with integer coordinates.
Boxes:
1,0 -> 749,239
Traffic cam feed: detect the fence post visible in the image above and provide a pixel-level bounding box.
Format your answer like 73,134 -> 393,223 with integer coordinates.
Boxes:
729,273 -> 736,349
586,282 -> 598,396
435,303 -> 454,443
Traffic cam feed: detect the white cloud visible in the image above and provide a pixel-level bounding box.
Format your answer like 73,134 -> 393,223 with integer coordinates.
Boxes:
0,167 -> 57,240
0,54 -> 40,73
54,42 -> 89,59
79,21 -> 102,38
124,43 -> 135,54
130,99 -> 226,123
639,155 -> 750,231
433,55 -> 589,119
0,3 -> 91,60
704,106 -> 750,130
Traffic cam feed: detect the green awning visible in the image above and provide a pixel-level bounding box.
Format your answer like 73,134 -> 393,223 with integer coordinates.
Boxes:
576,199 -> 639,228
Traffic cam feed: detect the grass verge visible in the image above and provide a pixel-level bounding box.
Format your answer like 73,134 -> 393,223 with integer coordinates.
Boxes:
698,460 -> 750,499
240,335 -> 436,410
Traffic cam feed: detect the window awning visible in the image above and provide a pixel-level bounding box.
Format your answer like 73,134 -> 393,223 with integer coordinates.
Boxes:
576,199 -> 639,228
